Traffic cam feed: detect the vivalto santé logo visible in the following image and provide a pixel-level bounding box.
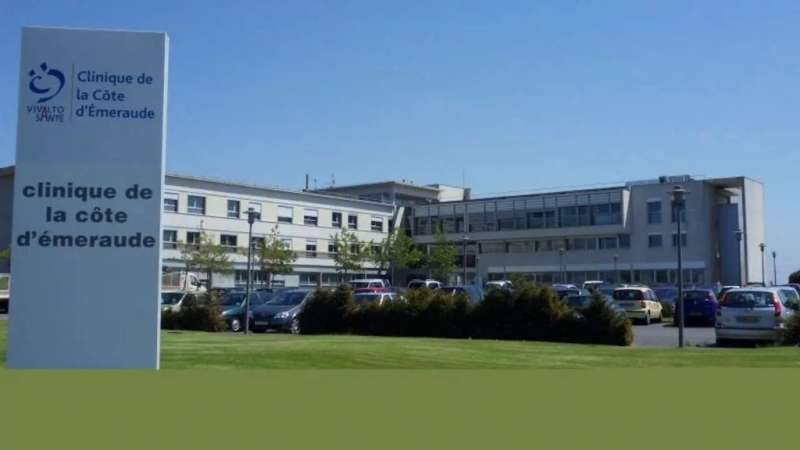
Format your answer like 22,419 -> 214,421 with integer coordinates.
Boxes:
26,62 -> 66,123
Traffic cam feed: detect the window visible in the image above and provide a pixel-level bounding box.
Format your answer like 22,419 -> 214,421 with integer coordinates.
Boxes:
371,216 -> 383,232
648,234 -> 663,248
186,231 -> 201,245
618,234 -> 630,249
328,243 -> 338,254
350,244 -> 361,254
187,195 -> 206,215
280,238 -> 293,250
305,240 -> 317,258
304,209 -> 318,226
248,202 -> 262,220
163,230 -> 177,249
598,237 -> 618,250
592,203 -> 622,226
348,214 -> 358,229
278,206 -> 293,224
163,192 -> 178,213
672,233 -> 688,247
227,199 -> 240,218
332,212 -> 342,228
647,201 -> 662,224
251,237 -> 265,250
220,234 -> 238,252
372,245 -> 382,255
671,202 -> 687,223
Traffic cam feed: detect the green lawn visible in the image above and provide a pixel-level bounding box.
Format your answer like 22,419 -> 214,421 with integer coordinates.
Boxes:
1,321 -> 798,369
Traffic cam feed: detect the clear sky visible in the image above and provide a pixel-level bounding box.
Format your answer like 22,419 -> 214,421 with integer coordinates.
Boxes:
1,1 -> 798,280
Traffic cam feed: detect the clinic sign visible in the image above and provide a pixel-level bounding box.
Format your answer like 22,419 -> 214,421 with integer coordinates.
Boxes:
7,27 -> 168,368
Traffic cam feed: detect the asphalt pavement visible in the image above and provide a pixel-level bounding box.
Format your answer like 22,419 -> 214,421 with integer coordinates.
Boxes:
633,322 -> 716,348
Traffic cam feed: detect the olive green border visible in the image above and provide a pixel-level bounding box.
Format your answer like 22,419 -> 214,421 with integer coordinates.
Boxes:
0,369 -> 797,449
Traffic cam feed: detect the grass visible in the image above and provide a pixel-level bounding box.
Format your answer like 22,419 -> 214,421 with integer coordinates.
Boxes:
1,320 -> 798,369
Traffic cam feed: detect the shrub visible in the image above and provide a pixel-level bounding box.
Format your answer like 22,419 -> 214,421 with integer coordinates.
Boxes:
160,292 -> 227,332
783,313 -> 800,346
789,270 -> 800,285
298,284 -> 352,334
661,302 -> 674,319
574,294 -> 633,346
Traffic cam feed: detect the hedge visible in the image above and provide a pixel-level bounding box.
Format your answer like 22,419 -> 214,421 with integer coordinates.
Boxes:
161,292 -> 227,332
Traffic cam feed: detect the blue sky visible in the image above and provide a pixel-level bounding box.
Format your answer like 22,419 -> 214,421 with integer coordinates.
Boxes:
1,1 -> 798,280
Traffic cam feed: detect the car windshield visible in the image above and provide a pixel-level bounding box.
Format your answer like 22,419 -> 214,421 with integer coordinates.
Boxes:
566,295 -> 591,309
266,291 -> 308,306
724,291 -> 774,308
353,294 -> 381,305
613,290 -> 644,301
160,292 -> 184,305
221,293 -> 245,306
684,291 -> 711,301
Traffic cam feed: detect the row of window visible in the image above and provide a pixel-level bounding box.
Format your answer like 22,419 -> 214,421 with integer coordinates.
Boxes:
165,193 -> 386,231
413,203 -> 623,235
488,268 -> 706,286
647,233 -> 688,248
477,235 -> 632,255
646,200 -> 687,225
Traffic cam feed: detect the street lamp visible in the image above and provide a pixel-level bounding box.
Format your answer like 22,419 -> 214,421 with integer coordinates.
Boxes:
735,229 -> 744,285
558,247 -> 566,284
772,251 -> 777,286
759,243 -> 766,286
244,207 -> 258,335
613,254 -> 619,285
671,186 -> 687,348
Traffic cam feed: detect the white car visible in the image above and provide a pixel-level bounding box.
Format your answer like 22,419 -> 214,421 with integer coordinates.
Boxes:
408,279 -> 442,290
715,287 -> 799,345
349,279 -> 391,291
612,286 -> 663,325
160,291 -> 197,313
486,280 -> 513,290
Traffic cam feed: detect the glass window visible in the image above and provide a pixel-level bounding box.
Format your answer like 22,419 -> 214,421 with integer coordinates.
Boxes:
672,233 -> 688,247
305,240 -> 317,258
332,212 -> 342,228
560,206 -> 578,227
220,234 -> 238,250
251,237 -> 265,249
227,199 -> 240,218
186,231 -> 201,245
328,243 -> 338,254
162,229 -> 177,249
371,216 -> 384,232
304,209 -> 318,226
187,195 -> 206,215
280,238 -> 293,250
598,237 -> 618,249
647,201 -> 662,224
671,202 -> 687,223
648,234 -> 663,248
163,192 -> 178,213
348,214 -> 358,229
278,206 -> 293,223
618,234 -> 630,248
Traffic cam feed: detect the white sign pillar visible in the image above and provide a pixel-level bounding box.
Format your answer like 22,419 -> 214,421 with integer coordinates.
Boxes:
7,27 -> 168,369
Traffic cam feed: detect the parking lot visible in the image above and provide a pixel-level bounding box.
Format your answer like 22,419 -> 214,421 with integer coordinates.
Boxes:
632,322 -> 715,348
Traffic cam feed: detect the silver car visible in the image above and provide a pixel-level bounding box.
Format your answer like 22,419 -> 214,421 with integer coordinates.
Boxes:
715,287 -> 799,344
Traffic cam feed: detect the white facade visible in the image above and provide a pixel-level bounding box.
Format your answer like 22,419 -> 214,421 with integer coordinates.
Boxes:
161,174 -> 395,288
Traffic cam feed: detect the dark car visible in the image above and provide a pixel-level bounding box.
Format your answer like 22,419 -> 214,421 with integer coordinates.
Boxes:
552,284 -> 582,299
220,291 -> 271,332
440,285 -> 485,303
250,288 -> 314,334
653,286 -> 679,306
566,294 -> 626,317
675,289 -> 718,325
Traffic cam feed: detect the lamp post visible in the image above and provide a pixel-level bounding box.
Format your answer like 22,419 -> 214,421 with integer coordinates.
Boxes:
244,207 -> 258,335
462,235 -> 469,286
759,243 -> 766,286
558,247 -> 566,284
613,254 -> 619,284
772,251 -> 777,287
671,186 -> 687,348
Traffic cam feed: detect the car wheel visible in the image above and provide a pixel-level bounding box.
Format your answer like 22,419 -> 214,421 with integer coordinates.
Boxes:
643,313 -> 651,326
716,338 -> 729,347
229,318 -> 242,333
290,318 -> 301,335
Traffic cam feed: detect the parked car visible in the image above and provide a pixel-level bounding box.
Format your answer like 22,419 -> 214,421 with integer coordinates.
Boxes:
552,284 -> 581,299
566,293 -> 626,316
440,285 -> 485,303
582,280 -> 606,291
250,288 -> 314,334
653,286 -> 679,306
220,291 -> 272,332
612,286 -> 663,325
485,280 -> 513,290
350,278 -> 391,293
408,279 -> 442,290
160,291 -> 197,313
352,292 -> 398,306
675,289 -> 718,326
715,287 -> 799,345
719,285 -> 740,297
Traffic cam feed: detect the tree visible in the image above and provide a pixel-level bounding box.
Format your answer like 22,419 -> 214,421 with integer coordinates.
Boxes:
179,232 -> 233,288
790,270 -> 800,285
0,247 -> 9,263
330,229 -> 366,281
370,232 -> 422,283
255,225 -> 296,286
426,230 -> 457,282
